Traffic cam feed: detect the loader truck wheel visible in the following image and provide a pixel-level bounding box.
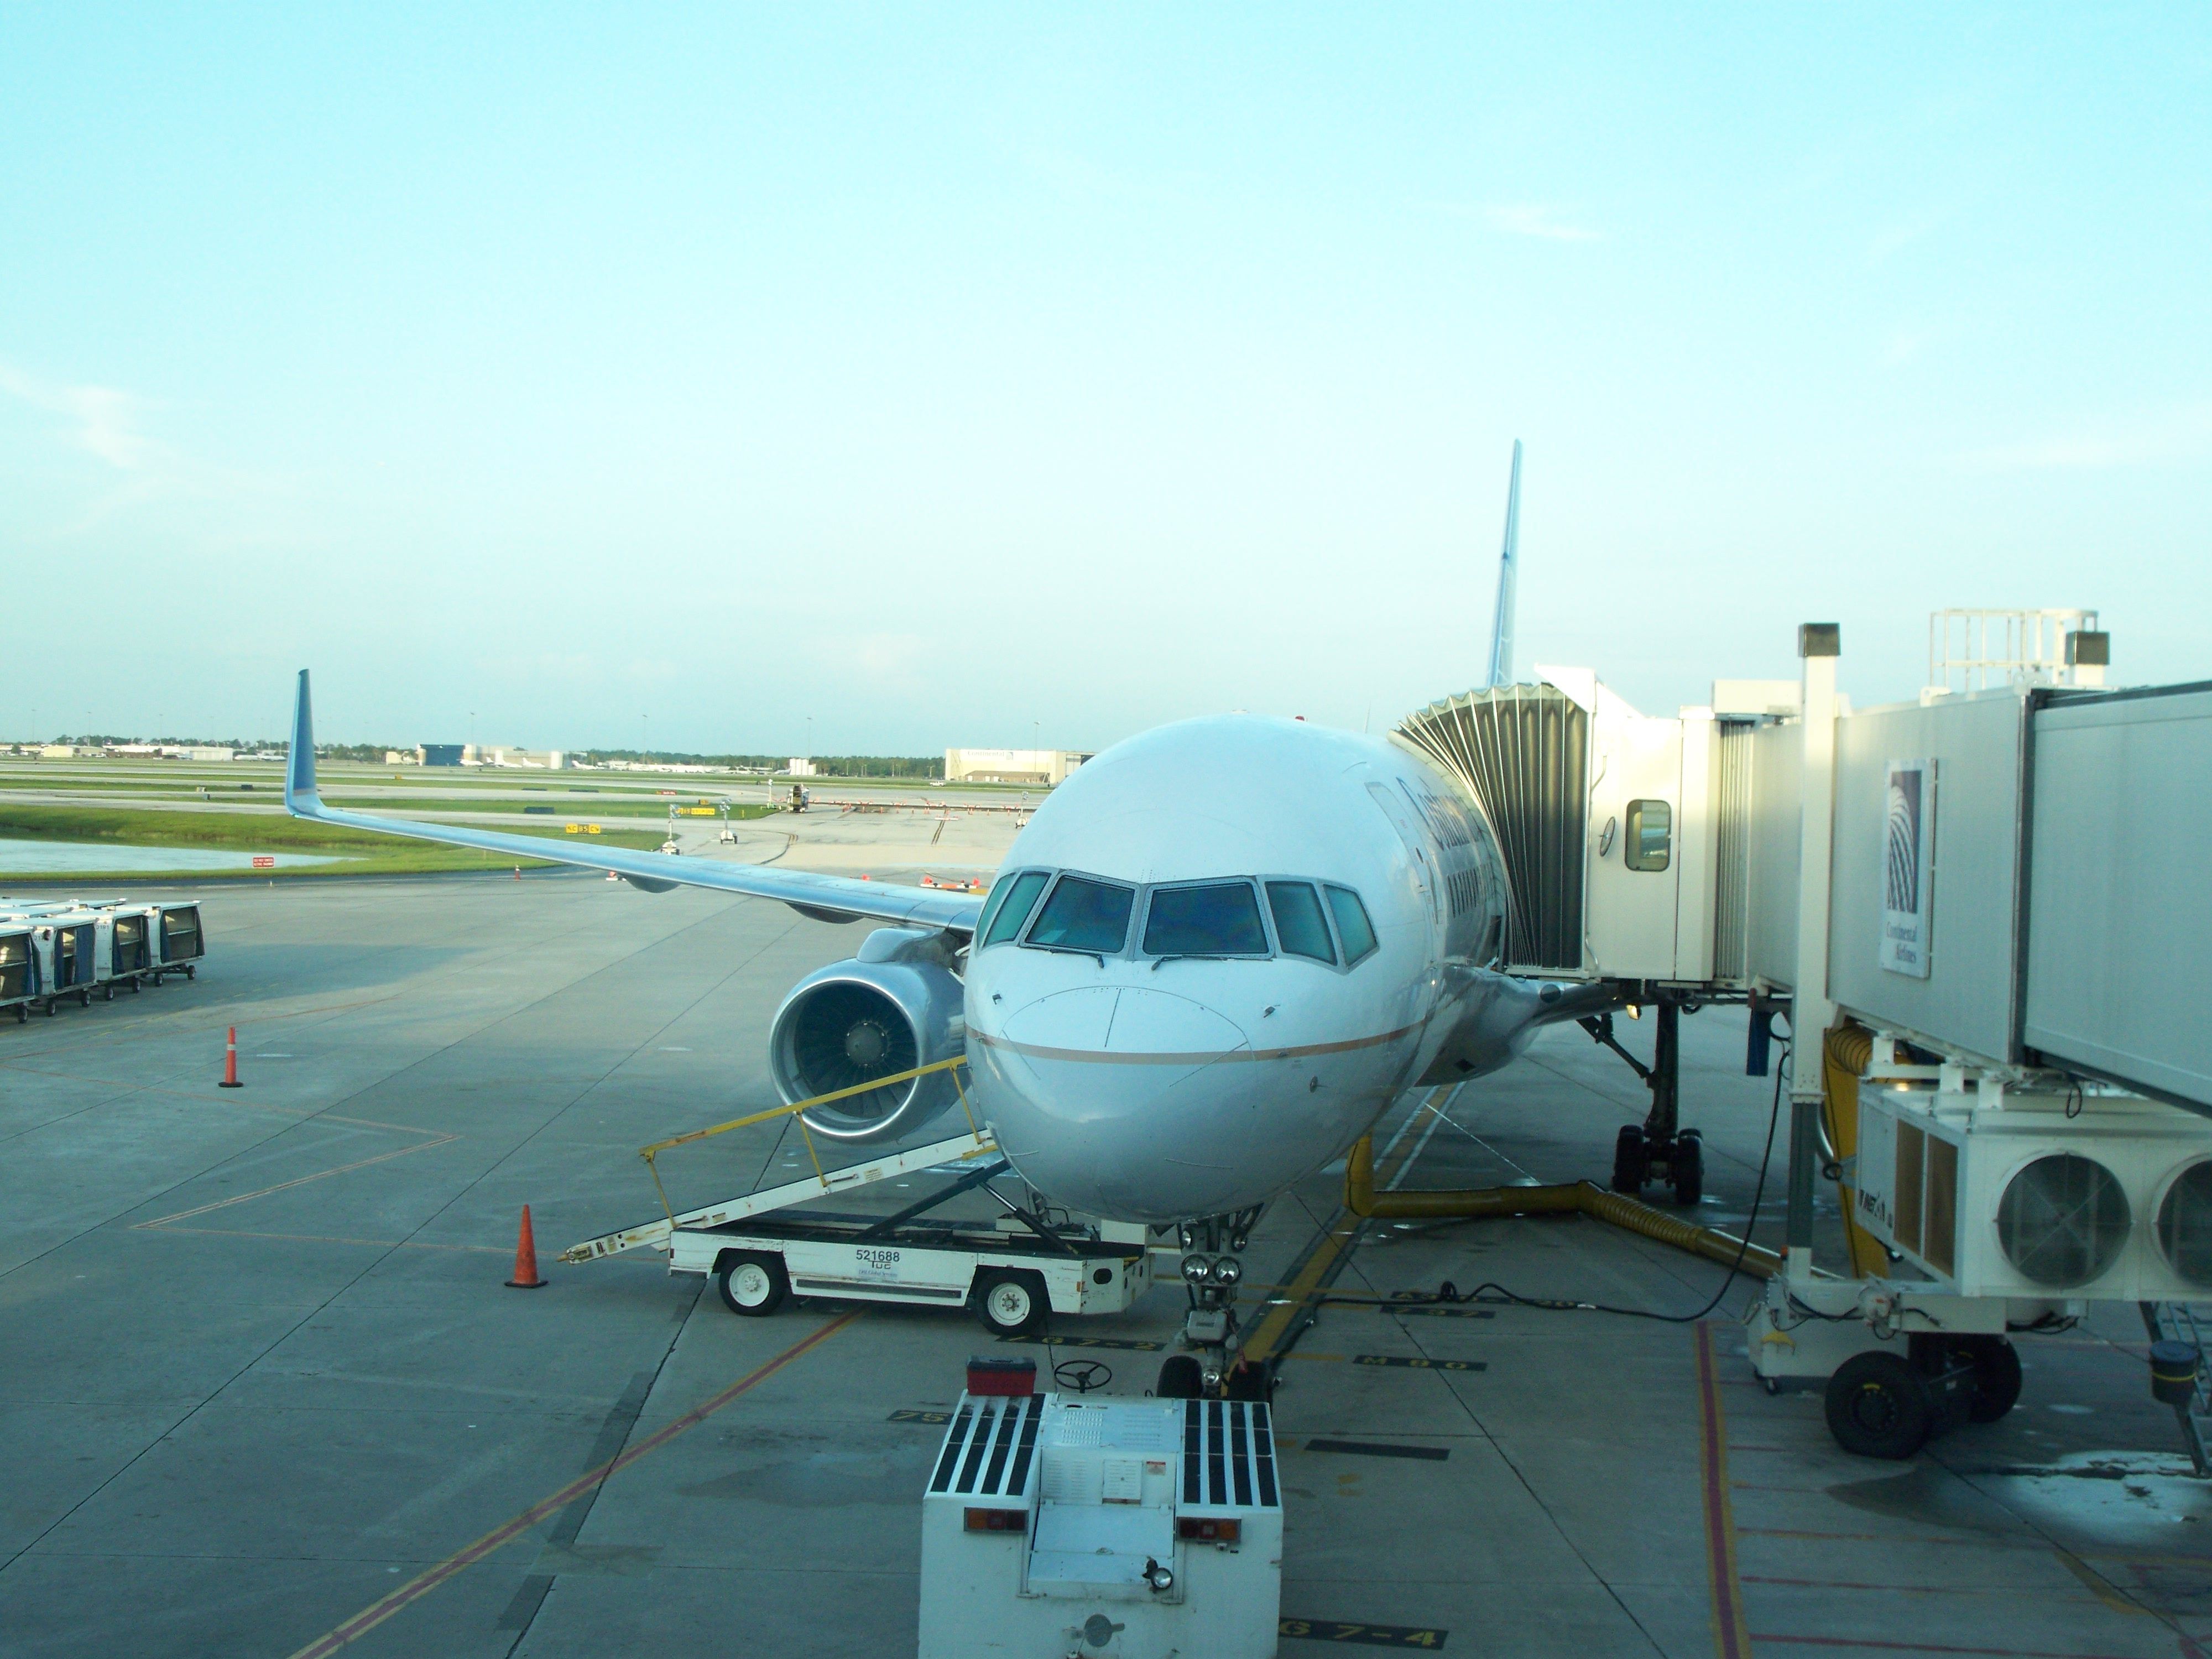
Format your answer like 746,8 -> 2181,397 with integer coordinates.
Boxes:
1825,1351 -> 1932,1460
1959,1336 -> 2023,1423
973,1269 -> 1048,1338
717,1251 -> 789,1317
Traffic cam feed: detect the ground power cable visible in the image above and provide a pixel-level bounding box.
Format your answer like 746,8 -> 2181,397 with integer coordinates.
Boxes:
1316,1032 -> 1794,1328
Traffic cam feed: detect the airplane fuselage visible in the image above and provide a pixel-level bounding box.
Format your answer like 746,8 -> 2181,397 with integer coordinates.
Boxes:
962,713 -> 1551,1223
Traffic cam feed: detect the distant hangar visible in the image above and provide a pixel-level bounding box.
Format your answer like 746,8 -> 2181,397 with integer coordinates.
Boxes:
942,747 -> 1092,786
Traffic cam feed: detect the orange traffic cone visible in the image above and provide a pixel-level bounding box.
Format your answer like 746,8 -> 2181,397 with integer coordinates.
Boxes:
507,1205 -> 546,1288
219,1026 -> 243,1088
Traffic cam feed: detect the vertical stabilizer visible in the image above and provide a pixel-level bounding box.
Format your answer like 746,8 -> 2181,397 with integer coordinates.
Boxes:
286,670 -> 321,813
1484,440 -> 1522,688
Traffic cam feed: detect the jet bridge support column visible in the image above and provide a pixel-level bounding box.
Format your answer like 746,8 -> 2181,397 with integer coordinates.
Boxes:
1786,624 -> 1840,1268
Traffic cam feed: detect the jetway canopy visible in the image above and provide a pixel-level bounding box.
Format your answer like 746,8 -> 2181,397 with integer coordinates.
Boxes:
2021,684 -> 2212,1109
1402,655 -> 2212,1114
1766,678 -> 2212,1115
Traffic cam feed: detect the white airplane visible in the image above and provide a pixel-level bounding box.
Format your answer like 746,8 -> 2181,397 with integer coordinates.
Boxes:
283,445 -> 1605,1385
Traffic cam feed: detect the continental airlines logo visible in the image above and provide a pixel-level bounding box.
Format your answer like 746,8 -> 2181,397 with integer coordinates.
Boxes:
1880,759 -> 1935,980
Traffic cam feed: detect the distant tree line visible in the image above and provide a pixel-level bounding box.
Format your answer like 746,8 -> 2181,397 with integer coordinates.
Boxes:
29,735 -> 941,779
51,734 -> 273,749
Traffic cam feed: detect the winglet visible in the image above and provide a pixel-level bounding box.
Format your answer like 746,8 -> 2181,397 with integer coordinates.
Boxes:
286,670 -> 321,815
1483,439 -> 1522,689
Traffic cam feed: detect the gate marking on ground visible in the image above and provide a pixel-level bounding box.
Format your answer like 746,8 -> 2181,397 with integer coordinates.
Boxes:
282,1311 -> 858,1659
1694,1319 -> 1752,1659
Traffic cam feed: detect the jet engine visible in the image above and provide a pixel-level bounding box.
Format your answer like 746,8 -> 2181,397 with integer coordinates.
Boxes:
768,928 -> 967,1142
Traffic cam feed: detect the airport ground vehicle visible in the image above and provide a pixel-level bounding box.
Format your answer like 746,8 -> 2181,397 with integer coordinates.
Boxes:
565,1113 -> 1153,1336
0,898 -> 205,1015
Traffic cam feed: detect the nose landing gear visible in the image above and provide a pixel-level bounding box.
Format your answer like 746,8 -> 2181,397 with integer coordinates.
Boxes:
1159,1208 -> 1269,1401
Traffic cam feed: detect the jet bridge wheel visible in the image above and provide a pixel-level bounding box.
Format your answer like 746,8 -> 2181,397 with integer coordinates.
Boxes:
973,1269 -> 1050,1338
716,1251 -> 789,1317
1824,1351 -> 1933,1460
1931,1334 -> 2022,1423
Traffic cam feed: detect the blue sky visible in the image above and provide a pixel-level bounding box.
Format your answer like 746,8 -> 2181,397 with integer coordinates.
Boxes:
4,8 -> 2208,753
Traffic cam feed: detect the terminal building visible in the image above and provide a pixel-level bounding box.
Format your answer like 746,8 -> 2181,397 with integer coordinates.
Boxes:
408,744 -> 568,769
942,746 -> 1093,786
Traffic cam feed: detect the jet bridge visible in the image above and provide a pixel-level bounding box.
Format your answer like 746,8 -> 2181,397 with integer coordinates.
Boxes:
1723,632 -> 2212,1462
1398,667 -> 1784,1200
1411,624 -> 2212,1460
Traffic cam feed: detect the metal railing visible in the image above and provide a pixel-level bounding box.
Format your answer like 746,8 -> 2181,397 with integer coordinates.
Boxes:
2145,1301 -> 2212,1476
637,1055 -> 980,1223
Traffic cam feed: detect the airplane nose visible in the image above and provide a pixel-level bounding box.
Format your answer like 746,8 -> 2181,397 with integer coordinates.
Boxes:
1001,986 -> 1246,1078
977,985 -> 1281,1221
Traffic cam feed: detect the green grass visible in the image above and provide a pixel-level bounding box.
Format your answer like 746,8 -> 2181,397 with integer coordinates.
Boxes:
0,803 -> 668,879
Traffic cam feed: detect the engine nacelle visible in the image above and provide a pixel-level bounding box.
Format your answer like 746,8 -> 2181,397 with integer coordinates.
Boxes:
768,928 -> 967,1142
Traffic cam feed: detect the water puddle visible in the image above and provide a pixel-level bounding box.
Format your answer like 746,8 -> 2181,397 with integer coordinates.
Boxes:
0,837 -> 340,872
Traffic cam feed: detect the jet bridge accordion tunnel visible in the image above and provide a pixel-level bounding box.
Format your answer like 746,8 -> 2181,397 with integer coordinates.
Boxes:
1396,685 -> 1588,972
1396,677 -> 1759,988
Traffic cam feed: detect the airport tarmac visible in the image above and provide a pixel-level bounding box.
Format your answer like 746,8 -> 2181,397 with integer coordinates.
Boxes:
4,871 -> 2209,1658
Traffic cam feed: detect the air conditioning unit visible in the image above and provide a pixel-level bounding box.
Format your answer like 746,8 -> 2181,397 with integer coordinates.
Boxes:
1855,1084 -> 2212,1301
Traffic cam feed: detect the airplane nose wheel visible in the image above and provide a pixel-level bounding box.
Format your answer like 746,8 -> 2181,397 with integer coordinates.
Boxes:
1164,1208 -> 1266,1400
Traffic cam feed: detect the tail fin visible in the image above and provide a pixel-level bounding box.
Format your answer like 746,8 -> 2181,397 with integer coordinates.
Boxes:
1483,440 -> 1522,688
286,670 -> 321,814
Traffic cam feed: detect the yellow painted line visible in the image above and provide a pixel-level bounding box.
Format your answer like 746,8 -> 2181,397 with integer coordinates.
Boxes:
140,1224 -> 510,1255
133,1134 -> 457,1229
284,1311 -> 858,1659
1240,1216 -> 1359,1363
1240,1088 -> 1449,1365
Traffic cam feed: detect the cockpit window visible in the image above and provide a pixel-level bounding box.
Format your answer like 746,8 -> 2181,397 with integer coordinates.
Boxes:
1326,885 -> 1378,964
1265,881 -> 1336,964
978,869 -> 1049,948
1025,875 -> 1135,954
1143,882 -> 1269,957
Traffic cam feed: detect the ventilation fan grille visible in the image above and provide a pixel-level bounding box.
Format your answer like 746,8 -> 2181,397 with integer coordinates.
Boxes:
1996,1153 -> 2131,1288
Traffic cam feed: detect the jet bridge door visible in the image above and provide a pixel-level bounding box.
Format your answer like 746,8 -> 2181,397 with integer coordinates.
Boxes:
1584,713 -> 1688,979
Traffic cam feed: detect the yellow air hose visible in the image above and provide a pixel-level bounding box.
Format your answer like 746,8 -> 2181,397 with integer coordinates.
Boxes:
1342,1135 -> 1783,1279
1820,1021 -> 1891,1278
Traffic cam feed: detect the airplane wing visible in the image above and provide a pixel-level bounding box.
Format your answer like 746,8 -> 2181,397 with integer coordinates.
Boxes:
282,671 -> 990,933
